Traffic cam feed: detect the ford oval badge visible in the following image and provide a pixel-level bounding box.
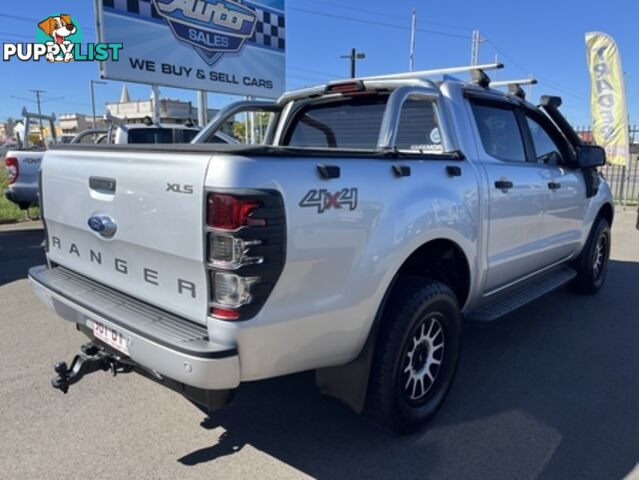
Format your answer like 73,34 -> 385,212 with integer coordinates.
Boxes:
88,214 -> 117,237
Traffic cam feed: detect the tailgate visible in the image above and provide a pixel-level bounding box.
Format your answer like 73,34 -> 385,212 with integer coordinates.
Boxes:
42,148 -> 211,324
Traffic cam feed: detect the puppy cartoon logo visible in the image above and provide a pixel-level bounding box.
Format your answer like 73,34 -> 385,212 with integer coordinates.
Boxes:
2,14 -> 122,63
38,14 -> 78,62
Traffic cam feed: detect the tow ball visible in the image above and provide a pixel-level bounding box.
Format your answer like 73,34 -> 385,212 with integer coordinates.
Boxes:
51,342 -> 134,394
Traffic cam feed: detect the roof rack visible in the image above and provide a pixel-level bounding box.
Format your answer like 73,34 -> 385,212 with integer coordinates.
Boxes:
278,63 -> 505,105
353,62 -> 504,82
489,78 -> 538,88
489,78 -> 538,100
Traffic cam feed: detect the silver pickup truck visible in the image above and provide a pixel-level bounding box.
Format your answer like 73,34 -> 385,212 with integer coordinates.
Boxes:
29,64 -> 613,434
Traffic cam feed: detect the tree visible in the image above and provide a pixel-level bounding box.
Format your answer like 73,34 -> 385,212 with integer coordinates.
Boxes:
231,112 -> 272,144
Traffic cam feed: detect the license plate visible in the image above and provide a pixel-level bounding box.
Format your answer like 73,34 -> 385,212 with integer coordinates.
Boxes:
93,321 -> 129,355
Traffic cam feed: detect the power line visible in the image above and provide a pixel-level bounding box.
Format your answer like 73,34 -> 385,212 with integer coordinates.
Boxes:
484,38 -> 588,100
300,0 -> 473,33
0,31 -> 33,40
0,13 -> 96,33
288,7 -> 471,40
288,8 -> 584,102
286,73 -> 329,83
288,65 -> 340,79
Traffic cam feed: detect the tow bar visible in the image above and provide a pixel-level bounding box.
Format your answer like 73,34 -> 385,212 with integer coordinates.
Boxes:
51,342 -> 134,394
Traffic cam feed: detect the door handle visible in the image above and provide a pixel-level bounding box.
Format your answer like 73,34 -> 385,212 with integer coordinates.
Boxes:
494,179 -> 514,191
548,182 -> 562,190
317,164 -> 340,179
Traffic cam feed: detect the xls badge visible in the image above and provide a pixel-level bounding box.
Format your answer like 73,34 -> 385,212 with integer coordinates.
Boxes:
299,188 -> 358,214
153,0 -> 257,66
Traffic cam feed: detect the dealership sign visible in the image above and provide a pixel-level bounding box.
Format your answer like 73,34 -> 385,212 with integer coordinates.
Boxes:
96,0 -> 285,98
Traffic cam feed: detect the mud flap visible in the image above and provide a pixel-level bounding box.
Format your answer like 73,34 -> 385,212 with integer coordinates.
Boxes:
315,318 -> 381,414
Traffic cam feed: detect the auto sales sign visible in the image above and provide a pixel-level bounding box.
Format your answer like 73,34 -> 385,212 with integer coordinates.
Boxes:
96,0 -> 285,98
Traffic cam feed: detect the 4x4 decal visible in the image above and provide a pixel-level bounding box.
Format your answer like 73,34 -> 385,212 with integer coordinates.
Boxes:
299,188 -> 358,213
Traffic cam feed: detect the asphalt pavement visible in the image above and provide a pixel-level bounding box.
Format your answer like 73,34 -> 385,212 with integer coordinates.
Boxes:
0,212 -> 638,480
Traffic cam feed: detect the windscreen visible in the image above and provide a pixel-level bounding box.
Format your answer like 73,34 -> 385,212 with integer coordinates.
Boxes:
284,97 -> 387,149
127,128 -> 174,144
181,129 -> 199,143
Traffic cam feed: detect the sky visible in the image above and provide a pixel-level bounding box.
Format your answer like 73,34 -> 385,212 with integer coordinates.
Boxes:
0,0 -> 637,127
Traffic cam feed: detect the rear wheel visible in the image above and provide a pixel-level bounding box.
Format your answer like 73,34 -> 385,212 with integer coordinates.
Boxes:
364,277 -> 461,434
571,217 -> 610,294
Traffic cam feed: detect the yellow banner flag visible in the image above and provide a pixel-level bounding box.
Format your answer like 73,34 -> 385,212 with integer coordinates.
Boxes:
585,32 -> 629,166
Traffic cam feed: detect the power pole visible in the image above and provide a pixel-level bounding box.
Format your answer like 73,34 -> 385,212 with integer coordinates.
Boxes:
30,89 -> 46,143
409,9 -> 417,71
197,90 -> 208,127
341,48 -> 366,78
90,80 -> 107,129
470,30 -> 484,65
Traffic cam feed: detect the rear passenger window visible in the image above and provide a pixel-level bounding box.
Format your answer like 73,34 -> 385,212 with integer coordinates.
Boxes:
285,97 -> 387,149
471,104 -> 526,162
396,97 -> 443,152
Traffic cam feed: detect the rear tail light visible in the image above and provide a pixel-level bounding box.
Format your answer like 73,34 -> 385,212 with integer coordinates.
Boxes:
208,233 -> 262,269
213,272 -> 259,308
207,193 -> 266,230
211,307 -> 240,321
4,157 -> 18,185
205,190 -> 285,321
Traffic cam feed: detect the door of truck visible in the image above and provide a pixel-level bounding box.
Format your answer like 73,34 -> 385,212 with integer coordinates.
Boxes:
521,111 -> 587,263
469,99 -> 550,293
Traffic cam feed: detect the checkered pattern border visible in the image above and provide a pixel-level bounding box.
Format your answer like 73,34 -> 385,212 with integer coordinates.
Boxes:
102,0 -> 285,51
253,8 -> 285,50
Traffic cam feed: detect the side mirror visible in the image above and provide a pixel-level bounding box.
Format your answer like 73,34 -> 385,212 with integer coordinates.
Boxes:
576,145 -> 606,168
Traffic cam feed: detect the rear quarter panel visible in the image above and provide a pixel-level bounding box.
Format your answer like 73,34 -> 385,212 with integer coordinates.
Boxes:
5,150 -> 44,205
205,153 -> 481,380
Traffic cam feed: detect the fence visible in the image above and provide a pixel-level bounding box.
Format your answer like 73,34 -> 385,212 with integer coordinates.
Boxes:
600,162 -> 639,205
574,126 -> 639,205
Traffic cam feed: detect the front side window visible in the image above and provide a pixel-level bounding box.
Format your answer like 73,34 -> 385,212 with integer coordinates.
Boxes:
471,103 -> 526,162
395,97 -> 443,152
526,116 -> 564,164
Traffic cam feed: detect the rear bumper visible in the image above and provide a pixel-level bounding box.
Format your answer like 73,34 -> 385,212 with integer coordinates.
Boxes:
29,265 -> 240,390
4,184 -> 38,206
4,189 -> 18,205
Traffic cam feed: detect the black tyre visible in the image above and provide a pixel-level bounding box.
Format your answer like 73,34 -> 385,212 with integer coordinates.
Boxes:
570,217 -> 611,294
364,277 -> 461,434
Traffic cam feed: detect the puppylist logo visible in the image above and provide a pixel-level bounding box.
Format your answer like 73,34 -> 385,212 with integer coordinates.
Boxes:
152,0 -> 257,66
2,14 -> 123,63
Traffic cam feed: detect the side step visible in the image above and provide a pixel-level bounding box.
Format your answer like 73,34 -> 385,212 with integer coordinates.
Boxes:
466,266 -> 577,322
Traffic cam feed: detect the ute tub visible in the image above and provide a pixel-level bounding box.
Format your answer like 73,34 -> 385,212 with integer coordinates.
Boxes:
29,265 -> 240,390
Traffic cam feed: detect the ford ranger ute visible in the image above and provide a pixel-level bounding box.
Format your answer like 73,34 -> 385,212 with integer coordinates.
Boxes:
29,63 -> 614,433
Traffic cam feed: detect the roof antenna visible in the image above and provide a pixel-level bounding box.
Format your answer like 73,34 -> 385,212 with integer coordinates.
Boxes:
471,69 -> 491,89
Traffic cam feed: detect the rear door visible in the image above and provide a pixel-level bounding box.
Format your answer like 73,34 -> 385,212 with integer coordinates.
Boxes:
42,147 -> 211,324
469,100 -> 549,293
